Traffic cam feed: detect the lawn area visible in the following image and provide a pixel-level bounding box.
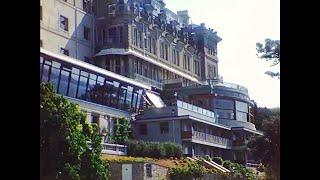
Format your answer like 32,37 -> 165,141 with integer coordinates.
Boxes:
102,154 -> 154,163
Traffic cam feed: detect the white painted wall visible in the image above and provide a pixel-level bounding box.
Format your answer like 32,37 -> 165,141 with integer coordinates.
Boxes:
40,0 -> 94,61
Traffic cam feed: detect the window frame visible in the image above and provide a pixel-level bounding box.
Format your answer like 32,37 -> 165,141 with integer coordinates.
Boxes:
139,124 -> 148,135
60,15 -> 69,32
160,122 -> 169,134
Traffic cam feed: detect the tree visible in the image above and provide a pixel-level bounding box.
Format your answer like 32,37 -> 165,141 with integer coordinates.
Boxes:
112,117 -> 131,145
256,39 -> 280,78
40,83 -> 110,180
248,108 -> 280,180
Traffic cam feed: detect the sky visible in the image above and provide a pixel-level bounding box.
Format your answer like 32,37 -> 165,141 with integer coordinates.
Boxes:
164,0 -> 280,108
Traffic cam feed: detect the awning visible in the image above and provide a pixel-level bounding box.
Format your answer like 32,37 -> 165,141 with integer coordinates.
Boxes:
145,91 -> 166,108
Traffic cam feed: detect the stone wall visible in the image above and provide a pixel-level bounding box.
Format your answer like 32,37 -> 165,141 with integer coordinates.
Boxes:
109,163 -> 122,180
109,162 -> 168,180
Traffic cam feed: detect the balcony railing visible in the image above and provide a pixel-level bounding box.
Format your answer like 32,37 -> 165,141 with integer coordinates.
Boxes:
101,143 -> 127,156
133,73 -> 163,89
181,131 -> 232,148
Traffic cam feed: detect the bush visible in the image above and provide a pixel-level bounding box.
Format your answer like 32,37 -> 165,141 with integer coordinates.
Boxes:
163,142 -> 183,158
212,156 -> 223,165
126,140 -> 182,159
222,160 -> 233,171
168,160 -> 207,180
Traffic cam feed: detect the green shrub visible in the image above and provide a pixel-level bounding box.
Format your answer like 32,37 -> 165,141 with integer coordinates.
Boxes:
212,156 -> 223,165
222,160 -> 233,171
126,140 -> 182,158
163,142 -> 183,158
168,160 -> 207,180
149,142 -> 166,158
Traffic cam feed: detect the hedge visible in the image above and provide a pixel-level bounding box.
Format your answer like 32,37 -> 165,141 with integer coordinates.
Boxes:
126,140 -> 182,158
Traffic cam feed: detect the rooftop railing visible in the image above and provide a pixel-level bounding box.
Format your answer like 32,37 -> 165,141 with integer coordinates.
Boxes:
177,100 -> 215,119
208,80 -> 249,93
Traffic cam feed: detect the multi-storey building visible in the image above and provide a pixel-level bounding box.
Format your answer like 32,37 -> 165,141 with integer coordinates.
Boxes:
40,0 -> 263,164
133,80 -> 263,164
93,0 -> 221,89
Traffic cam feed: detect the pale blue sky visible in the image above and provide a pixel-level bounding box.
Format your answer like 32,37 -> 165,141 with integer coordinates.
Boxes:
164,0 -> 280,108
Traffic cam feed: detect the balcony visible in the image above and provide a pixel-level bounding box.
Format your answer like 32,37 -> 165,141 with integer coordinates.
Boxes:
101,143 -> 127,156
133,73 -> 163,89
181,131 -> 232,149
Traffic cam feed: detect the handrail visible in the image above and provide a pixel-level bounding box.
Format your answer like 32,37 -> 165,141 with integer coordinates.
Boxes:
191,131 -> 231,147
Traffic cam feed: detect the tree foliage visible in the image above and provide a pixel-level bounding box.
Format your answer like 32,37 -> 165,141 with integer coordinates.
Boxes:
256,39 -> 280,78
112,117 -> 131,145
40,83 -> 110,180
248,108 -> 280,179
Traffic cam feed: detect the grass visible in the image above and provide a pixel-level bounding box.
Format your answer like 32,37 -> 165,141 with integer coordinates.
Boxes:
102,154 -> 154,163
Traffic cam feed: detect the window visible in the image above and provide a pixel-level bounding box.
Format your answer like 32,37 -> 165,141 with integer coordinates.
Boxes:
207,64 -> 214,78
215,109 -> 235,119
108,4 -> 116,16
152,38 -> 157,54
165,45 -> 169,60
90,113 -> 99,125
77,71 -> 89,99
144,38 -> 148,49
60,15 -> 68,31
148,37 -> 152,52
139,31 -> 143,48
172,49 -> 179,65
40,6 -> 42,20
108,27 -> 117,44
60,48 -> 69,56
139,124 -> 147,135
236,111 -> 248,122
84,26 -> 91,40
146,164 -> 152,177
102,29 -> 106,43
183,55 -> 187,69
83,0 -> 90,12
160,122 -> 169,134
68,68 -> 80,98
235,101 -> 248,113
133,28 -> 138,46
119,26 -> 123,44
40,40 -> 43,47
184,55 -> 191,71
160,43 -> 165,59
214,99 -> 234,110
194,61 -> 200,76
